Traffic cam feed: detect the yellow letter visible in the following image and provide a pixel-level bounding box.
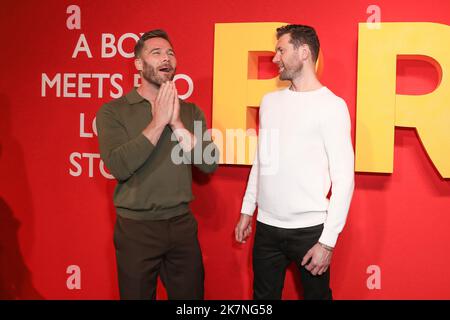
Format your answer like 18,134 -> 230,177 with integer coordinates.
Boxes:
356,22 -> 450,178
212,23 -> 288,165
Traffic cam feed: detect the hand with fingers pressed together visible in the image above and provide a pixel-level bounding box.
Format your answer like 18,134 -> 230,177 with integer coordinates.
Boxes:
166,82 -> 197,152
152,81 -> 175,127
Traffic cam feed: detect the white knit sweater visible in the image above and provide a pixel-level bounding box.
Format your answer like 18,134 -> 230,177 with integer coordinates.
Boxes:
241,86 -> 355,247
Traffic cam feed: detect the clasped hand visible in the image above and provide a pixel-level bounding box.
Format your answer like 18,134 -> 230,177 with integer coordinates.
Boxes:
152,81 -> 181,127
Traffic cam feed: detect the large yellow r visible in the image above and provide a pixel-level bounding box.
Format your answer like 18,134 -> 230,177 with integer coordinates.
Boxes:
356,22 -> 450,178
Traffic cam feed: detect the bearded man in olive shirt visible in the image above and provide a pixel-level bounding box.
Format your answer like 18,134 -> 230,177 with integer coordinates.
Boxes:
96,29 -> 218,300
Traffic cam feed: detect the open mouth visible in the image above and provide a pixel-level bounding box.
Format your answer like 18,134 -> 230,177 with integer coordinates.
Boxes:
159,66 -> 172,73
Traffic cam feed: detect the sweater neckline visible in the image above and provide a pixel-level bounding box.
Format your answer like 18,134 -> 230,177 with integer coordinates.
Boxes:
285,86 -> 327,96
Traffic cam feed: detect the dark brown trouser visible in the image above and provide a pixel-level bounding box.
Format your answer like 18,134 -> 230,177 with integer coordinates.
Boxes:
113,212 -> 204,300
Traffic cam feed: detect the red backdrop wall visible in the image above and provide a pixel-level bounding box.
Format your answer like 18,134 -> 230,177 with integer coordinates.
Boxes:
0,0 -> 449,299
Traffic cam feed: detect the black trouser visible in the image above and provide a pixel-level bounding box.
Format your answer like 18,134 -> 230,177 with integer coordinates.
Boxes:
113,212 -> 204,300
253,221 -> 332,300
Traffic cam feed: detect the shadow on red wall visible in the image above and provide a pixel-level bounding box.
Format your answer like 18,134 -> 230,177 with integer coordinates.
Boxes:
0,96 -> 43,299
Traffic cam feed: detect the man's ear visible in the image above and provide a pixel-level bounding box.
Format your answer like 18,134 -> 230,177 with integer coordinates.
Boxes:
300,44 -> 309,61
134,58 -> 143,71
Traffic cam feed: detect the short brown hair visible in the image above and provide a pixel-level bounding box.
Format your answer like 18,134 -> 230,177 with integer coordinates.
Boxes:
276,24 -> 320,62
134,29 -> 172,58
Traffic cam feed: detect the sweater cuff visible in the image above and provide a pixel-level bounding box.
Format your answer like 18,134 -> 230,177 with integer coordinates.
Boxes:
318,229 -> 339,248
240,201 -> 256,216
137,132 -> 156,149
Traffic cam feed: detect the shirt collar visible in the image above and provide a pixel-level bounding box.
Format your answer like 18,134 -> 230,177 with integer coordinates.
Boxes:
125,87 -> 146,105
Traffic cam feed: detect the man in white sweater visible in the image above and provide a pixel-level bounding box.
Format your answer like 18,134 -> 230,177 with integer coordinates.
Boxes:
235,25 -> 355,300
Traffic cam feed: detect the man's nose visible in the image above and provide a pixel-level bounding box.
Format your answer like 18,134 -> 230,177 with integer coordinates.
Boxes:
272,54 -> 279,63
161,52 -> 170,62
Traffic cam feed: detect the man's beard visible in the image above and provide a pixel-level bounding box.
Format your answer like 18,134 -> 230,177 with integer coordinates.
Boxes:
279,62 -> 303,81
141,61 -> 175,87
